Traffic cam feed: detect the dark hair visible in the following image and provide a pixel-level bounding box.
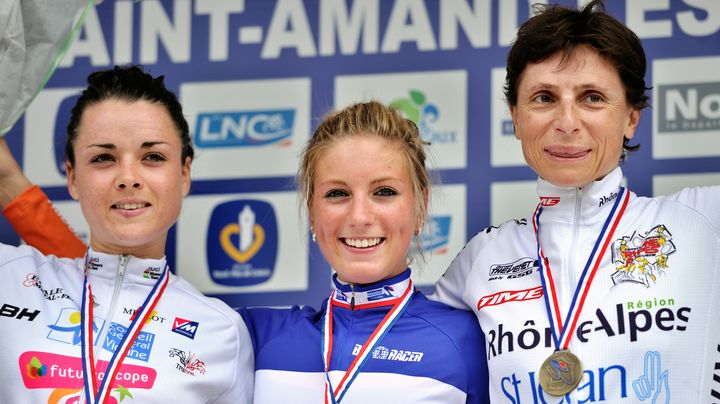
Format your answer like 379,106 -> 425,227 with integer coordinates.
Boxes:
65,65 -> 193,166
504,0 -> 649,159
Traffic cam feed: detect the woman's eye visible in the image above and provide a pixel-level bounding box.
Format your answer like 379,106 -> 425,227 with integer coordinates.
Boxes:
144,152 -> 167,162
532,94 -> 553,103
325,189 -> 348,198
375,187 -> 397,197
586,93 -> 603,103
90,153 -> 114,164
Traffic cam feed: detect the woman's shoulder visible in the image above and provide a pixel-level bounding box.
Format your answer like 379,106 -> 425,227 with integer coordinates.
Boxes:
447,214 -> 535,275
403,293 -> 486,373
239,302 -> 326,359
240,301 -> 325,330
163,274 -> 248,326
406,293 -> 481,336
0,242 -> 80,272
637,185 -> 720,233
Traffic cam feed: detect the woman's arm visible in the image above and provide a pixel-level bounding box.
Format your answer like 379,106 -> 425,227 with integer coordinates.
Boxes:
0,138 -> 86,258
0,138 -> 32,209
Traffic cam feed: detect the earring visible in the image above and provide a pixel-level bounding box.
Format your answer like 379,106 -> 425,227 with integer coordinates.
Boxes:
312,233 -> 317,243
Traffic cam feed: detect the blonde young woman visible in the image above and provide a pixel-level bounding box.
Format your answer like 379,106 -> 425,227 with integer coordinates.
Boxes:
242,101 -> 488,403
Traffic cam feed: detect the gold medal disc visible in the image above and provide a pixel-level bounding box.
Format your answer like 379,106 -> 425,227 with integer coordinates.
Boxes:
538,350 -> 583,396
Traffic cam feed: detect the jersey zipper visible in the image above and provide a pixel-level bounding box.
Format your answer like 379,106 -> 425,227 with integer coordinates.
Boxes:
92,254 -> 129,361
568,187 -> 583,290
350,283 -> 356,310
567,187 -> 582,353
79,254 -> 128,404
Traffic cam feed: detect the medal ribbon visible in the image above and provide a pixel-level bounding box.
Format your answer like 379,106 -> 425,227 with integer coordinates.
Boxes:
533,187 -> 629,351
321,279 -> 414,404
81,260 -> 169,403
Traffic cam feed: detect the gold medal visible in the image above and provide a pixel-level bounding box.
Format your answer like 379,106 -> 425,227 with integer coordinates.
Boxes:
538,350 -> 583,396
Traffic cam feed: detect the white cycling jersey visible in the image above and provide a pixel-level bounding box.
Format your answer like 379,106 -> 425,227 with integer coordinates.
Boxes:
433,167 -> 720,403
0,245 -> 254,403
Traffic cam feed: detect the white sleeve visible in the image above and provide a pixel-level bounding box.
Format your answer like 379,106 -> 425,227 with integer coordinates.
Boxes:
666,185 -> 720,236
429,235 -> 480,310
214,311 -> 255,403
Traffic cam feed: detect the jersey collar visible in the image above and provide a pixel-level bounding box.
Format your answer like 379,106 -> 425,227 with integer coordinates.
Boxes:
536,166 -> 628,223
84,248 -> 168,286
331,268 -> 412,309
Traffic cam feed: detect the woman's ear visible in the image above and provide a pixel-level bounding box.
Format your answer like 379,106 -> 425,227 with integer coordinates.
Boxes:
66,161 -> 79,200
181,156 -> 191,197
624,109 -> 641,140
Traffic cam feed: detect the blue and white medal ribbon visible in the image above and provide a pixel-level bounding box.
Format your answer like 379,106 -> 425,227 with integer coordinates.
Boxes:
81,261 -> 169,403
533,187 -> 629,351
321,279 -> 414,404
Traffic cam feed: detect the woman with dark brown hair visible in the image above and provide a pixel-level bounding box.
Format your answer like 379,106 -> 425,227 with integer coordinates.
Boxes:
433,1 -> 719,401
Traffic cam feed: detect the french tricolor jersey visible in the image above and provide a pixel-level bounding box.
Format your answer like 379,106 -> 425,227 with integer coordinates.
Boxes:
0,247 -> 254,403
432,167 -> 720,402
241,269 -> 490,403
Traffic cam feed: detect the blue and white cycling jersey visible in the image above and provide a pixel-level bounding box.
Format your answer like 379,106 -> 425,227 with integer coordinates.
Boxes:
242,269 -> 490,403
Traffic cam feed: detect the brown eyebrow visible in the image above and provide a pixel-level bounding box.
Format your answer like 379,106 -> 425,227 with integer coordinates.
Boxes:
86,141 -> 169,150
527,82 -> 608,92
141,141 -> 169,148
87,143 -> 115,150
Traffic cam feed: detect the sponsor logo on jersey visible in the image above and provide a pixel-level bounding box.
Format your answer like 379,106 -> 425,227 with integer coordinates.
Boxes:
22,273 -> 70,301
47,307 -> 100,345
500,350 -> 670,402
419,215 -> 451,254
143,266 -> 162,280
353,344 -> 424,362
334,291 -> 350,304
599,191 -> 619,207
632,351 -> 671,401
1,303 -> 40,322
658,81 -> 720,133
477,286 -> 543,310
611,224 -> 676,287
194,109 -> 295,148
486,302 -> 690,360
125,307 -> 166,324
366,286 -> 396,302
104,322 -> 156,363
172,317 -> 200,339
86,256 -> 103,271
19,350 -> 156,399
488,257 -> 537,281
712,345 -> 720,401
539,196 -> 560,206
390,90 -> 458,144
25,355 -> 47,379
169,348 -> 206,376
46,309 -> 155,362
207,200 -> 278,286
